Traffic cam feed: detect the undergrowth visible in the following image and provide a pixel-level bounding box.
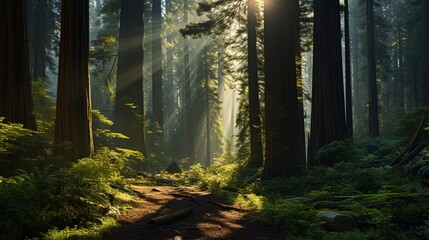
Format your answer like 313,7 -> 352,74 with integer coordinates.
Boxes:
0,119 -> 144,240
176,108 -> 429,239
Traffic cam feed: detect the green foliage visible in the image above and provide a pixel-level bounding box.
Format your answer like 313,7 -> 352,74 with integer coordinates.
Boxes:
92,109 -> 129,150
32,78 -> 56,139
0,118 -> 51,176
178,126 -> 429,239
394,108 -> 428,139
40,218 -> 117,240
0,148 -> 136,239
180,159 -> 244,190
316,140 -> 355,165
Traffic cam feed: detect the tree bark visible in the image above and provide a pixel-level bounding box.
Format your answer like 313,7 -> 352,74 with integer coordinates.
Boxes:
54,0 -> 93,161
115,0 -> 146,155
423,0 -> 429,106
152,0 -> 163,134
165,0 -> 175,142
247,0 -> 263,168
264,0 -> 305,178
367,0 -> 379,137
308,0 -> 346,166
345,0 -> 353,138
352,19 -> 362,131
33,0 -> 48,81
184,0 -> 195,164
0,0 -> 36,130
204,50 -> 211,167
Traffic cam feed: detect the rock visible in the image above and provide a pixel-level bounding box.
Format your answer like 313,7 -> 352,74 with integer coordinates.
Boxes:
320,211 -> 354,232
166,161 -> 182,174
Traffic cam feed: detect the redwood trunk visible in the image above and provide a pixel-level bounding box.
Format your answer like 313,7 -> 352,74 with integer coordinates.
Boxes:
247,0 -> 263,168
0,0 -> 36,130
345,0 -> 353,138
423,0 -> 429,106
115,0 -> 146,154
308,0 -> 346,166
152,0 -> 163,133
54,0 -> 93,161
184,0 -> 195,164
264,0 -> 305,178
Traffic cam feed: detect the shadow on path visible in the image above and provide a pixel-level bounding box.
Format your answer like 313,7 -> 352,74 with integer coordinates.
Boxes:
104,185 -> 283,240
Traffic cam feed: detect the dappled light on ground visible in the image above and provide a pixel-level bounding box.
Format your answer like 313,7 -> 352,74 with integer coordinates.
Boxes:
105,186 -> 282,240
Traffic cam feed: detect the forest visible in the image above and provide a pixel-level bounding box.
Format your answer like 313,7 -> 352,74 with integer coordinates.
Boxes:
1,0 -> 429,239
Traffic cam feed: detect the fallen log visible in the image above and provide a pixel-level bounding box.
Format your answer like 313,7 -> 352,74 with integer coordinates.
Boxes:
170,193 -> 203,206
395,142 -> 426,167
207,200 -> 245,212
391,109 -> 428,166
149,207 -> 193,225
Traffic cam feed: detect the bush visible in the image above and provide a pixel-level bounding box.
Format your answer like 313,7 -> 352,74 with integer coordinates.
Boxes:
0,148 -> 136,239
0,118 -> 51,176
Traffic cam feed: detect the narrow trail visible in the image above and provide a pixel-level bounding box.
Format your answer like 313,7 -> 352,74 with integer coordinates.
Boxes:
104,185 -> 283,240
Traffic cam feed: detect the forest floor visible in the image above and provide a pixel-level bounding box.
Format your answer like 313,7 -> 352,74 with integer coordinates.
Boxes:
104,185 -> 283,240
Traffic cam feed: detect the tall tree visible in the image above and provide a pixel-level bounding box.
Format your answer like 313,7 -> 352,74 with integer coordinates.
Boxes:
308,0 -> 346,166
54,0 -> 93,161
423,0 -> 429,105
0,0 -> 36,130
204,50 -> 211,167
164,0 -> 176,142
115,0 -> 146,154
246,0 -> 263,168
345,0 -> 353,137
152,0 -> 163,134
264,0 -> 305,178
184,0 -> 196,164
33,0 -> 48,81
367,0 -> 379,137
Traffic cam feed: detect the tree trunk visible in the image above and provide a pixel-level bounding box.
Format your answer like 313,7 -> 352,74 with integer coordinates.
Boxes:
184,0 -> 195,164
352,21 -> 362,132
422,0 -> 429,106
115,0 -> 146,155
26,0 -> 34,73
33,0 -> 47,81
264,0 -> 305,178
345,0 -> 353,138
391,33 -> 404,112
205,51 -> 211,167
54,0 -> 93,161
218,46 -> 224,100
308,0 -> 346,166
247,0 -> 263,168
0,0 -> 36,130
165,0 -> 175,142
152,0 -> 163,134
367,0 -> 379,137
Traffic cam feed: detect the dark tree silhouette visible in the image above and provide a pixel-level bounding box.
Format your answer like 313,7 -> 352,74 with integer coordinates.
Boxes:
423,0 -> 429,106
54,0 -> 93,161
264,0 -> 305,178
246,0 -> 263,168
345,0 -> 353,137
115,0 -> 146,154
152,0 -> 163,134
308,0 -> 346,166
0,0 -> 36,130
367,0 -> 379,137
184,0 -> 196,164
33,0 -> 47,81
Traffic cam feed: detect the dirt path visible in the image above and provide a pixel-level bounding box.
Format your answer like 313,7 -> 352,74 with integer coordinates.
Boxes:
104,185 -> 283,240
